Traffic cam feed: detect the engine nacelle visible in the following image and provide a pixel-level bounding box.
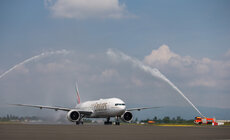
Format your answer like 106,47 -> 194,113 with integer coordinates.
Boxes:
67,110 -> 80,122
121,111 -> 133,122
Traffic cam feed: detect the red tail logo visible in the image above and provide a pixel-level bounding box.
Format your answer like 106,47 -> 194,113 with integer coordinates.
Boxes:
75,83 -> 80,104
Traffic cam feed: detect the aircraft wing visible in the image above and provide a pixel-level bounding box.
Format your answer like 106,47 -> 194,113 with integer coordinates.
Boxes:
127,107 -> 160,111
10,104 -> 93,115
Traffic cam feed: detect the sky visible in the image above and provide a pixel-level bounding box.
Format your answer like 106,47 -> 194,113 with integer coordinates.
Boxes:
0,0 -> 230,120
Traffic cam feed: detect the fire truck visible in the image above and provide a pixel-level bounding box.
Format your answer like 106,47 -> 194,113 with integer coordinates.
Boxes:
194,117 -> 217,125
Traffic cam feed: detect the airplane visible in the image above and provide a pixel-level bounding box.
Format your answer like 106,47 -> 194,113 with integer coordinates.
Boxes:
11,83 -> 159,125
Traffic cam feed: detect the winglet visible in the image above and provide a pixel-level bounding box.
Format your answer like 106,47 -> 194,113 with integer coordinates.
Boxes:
75,82 -> 81,104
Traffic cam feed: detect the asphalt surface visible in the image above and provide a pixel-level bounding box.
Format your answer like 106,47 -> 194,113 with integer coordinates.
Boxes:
0,124 -> 230,140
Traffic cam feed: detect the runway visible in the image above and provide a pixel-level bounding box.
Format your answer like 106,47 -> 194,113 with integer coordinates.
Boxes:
0,124 -> 230,140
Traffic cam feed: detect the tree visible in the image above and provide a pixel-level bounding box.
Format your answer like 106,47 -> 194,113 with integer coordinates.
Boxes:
153,116 -> 157,121
163,116 -> 170,123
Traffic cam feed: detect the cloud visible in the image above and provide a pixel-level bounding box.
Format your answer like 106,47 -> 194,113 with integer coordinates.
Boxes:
225,49 -> 230,58
13,65 -> 30,75
143,45 -> 230,89
131,77 -> 143,87
45,0 -> 134,19
91,69 -> 119,83
188,78 -> 216,87
144,45 -> 180,65
35,59 -> 71,74
101,69 -> 118,78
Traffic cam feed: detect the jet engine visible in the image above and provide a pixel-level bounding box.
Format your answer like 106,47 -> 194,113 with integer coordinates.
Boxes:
121,111 -> 133,122
67,110 -> 80,122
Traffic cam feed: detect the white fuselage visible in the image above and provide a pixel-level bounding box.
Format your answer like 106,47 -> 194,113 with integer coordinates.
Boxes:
75,98 -> 126,118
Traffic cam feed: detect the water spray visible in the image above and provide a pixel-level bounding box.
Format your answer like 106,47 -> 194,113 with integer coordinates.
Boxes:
0,49 -> 70,80
107,49 -> 205,118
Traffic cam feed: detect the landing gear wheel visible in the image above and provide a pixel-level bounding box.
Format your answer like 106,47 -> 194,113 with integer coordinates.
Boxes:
115,122 -> 120,125
76,121 -> 84,125
104,121 -> 112,125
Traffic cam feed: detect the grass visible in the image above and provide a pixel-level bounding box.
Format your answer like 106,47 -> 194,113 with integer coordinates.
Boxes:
0,121 -> 22,124
156,124 -> 194,127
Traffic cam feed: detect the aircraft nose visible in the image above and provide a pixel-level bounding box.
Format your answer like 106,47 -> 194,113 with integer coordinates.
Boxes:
119,105 -> 126,111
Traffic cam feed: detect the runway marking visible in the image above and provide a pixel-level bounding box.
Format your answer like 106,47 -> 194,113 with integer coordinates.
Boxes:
157,124 -> 194,127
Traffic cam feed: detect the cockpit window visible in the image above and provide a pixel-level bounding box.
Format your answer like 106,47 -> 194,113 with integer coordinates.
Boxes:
115,103 -> 125,106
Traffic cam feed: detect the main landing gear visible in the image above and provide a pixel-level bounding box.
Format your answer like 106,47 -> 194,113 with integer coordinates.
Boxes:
75,114 -> 85,125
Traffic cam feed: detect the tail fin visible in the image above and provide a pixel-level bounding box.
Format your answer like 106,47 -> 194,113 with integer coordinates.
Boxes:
75,82 -> 80,104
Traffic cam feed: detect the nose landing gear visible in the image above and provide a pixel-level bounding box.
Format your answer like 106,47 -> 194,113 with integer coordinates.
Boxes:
104,117 -> 112,125
115,116 -> 120,125
104,117 -> 120,125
